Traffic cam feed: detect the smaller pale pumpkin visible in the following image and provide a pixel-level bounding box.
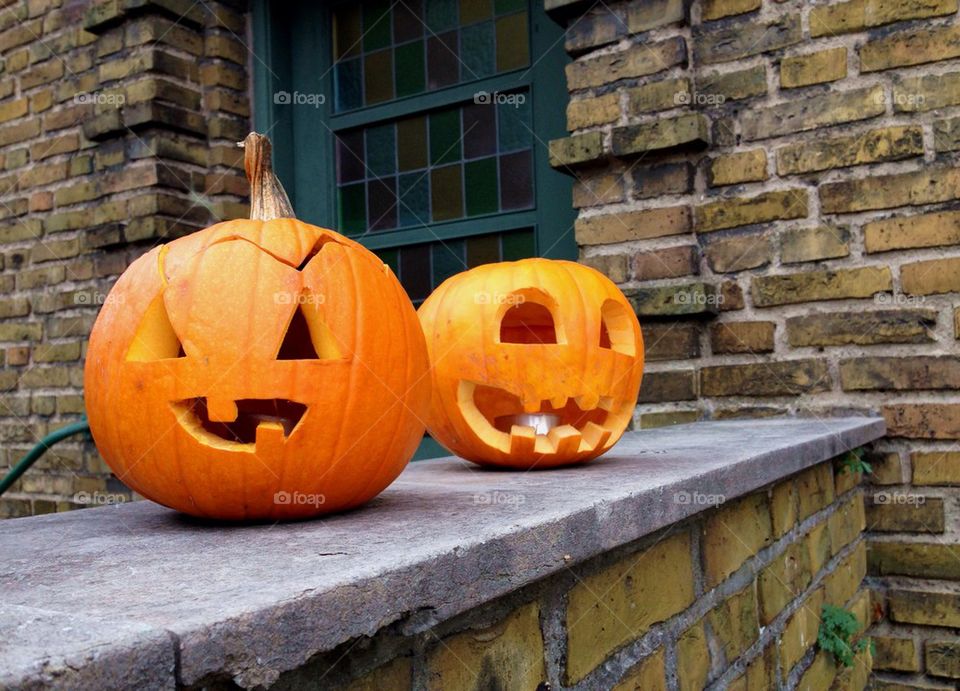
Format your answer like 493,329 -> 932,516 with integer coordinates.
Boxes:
418,258 -> 644,468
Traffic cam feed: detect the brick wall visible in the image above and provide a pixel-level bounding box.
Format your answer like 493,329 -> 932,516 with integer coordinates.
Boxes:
209,455 -> 869,690
548,0 -> 960,686
0,0 -> 250,516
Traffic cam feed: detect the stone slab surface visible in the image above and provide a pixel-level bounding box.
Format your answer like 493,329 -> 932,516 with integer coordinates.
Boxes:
0,417 -> 884,689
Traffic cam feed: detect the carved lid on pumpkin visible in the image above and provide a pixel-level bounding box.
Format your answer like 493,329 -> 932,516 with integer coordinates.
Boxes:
239,132 -> 296,222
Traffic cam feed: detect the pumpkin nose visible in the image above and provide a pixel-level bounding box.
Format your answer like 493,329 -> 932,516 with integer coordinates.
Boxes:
206,398 -> 238,423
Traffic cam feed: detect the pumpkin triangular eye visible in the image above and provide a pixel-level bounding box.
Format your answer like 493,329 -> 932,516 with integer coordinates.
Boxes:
599,320 -> 612,349
599,299 -> 636,356
277,307 -> 320,360
127,295 -> 186,361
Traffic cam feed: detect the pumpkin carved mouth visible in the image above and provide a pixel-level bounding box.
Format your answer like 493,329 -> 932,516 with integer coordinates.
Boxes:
172,397 -> 307,448
457,380 -> 618,456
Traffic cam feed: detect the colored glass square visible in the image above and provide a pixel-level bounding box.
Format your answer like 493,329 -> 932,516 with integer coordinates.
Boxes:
432,240 -> 466,287
394,0 -> 423,43
425,0 -> 458,33
365,124 -> 396,177
398,172 -> 430,226
333,5 -> 362,59
494,0 -> 525,14
464,157 -> 498,216
460,22 -> 495,81
378,248 -> 399,276
395,41 -> 426,98
338,183 -> 366,234
368,176 -> 397,231
466,234 -> 501,267
462,102 -> 496,158
364,49 -> 394,104
397,116 -> 428,171
335,58 -> 363,112
460,0 -> 493,24
400,244 -> 432,301
495,12 -> 528,72
499,150 -> 532,210
497,93 -> 531,151
336,130 -> 365,184
427,32 -> 459,89
501,228 -> 535,260
362,0 -> 391,52
431,164 -> 463,221
429,109 -> 461,166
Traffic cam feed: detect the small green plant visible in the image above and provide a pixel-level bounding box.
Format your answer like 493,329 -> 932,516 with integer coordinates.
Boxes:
840,448 -> 872,476
818,604 -> 871,667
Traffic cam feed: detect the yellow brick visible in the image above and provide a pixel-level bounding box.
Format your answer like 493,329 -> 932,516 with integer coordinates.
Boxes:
865,209 -> 960,253
781,47 -> 847,88
797,650 -> 837,691
703,493 -> 774,587
709,581 -> 760,663
677,619 -> 709,691
806,522 -> 833,574
780,588 -> 824,678
759,542 -> 812,624
696,189 -> 808,232
426,602 -> 545,691
613,648 -> 667,691
797,463 -> 836,520
825,542 -> 867,606
873,635 -> 920,672
912,451 -> 960,485
902,256 -> 960,295
703,0 -> 761,20
566,92 -> 620,130
828,495 -> 866,551
566,532 -> 694,683
771,480 -> 797,537
344,657 -> 412,691
709,149 -> 768,186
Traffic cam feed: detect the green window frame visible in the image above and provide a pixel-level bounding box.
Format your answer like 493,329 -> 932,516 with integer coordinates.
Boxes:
250,0 -> 576,287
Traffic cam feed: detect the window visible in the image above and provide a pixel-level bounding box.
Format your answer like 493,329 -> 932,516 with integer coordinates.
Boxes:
251,0 -> 575,303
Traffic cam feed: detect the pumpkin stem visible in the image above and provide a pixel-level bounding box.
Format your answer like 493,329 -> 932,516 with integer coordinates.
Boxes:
239,132 -> 296,221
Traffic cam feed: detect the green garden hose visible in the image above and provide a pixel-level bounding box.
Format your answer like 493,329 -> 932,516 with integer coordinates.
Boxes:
0,418 -> 90,496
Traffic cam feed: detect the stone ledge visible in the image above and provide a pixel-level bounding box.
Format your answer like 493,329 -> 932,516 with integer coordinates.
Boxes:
0,418 -> 884,689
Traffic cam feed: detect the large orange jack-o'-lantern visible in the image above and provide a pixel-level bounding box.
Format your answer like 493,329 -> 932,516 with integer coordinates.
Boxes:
418,258 -> 644,468
84,134 -> 430,520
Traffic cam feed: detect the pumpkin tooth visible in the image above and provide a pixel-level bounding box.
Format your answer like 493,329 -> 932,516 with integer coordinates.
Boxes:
582,422 -> 612,450
575,393 -> 600,410
255,420 -> 286,447
549,395 -> 568,410
206,398 -> 238,423
598,396 -> 616,411
509,424 -> 537,455
547,425 -> 581,455
521,396 -> 541,414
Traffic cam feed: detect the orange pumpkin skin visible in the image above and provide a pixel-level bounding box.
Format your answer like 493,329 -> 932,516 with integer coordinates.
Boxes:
84,218 -> 430,520
418,258 -> 644,469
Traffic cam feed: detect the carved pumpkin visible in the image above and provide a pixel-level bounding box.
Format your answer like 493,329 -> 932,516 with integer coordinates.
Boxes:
84,134 -> 430,520
418,259 -> 644,468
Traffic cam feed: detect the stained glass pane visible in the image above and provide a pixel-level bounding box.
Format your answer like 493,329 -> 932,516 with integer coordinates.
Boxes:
460,22 -> 495,81
432,240 -> 466,286
362,0 -> 391,52
501,228 -> 535,260
429,109 -> 461,166
427,32 -> 459,90
425,0 -> 458,32
400,244 -> 432,301
495,12 -> 528,72
462,102 -> 496,158
334,5 -> 362,59
364,49 -> 394,104
397,116 -> 428,172
366,124 -> 396,177
368,176 -> 397,231
499,150 -> 532,210
378,248 -> 399,275
335,59 -> 363,112
466,234 -> 501,266
464,157 -> 498,216
395,41 -> 425,98
497,95 -> 531,152
338,183 -> 366,234
398,172 -> 430,226
431,164 -> 463,221
460,0 -> 493,24
336,130 -> 365,184
494,0 -> 525,14
394,0 -> 422,42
